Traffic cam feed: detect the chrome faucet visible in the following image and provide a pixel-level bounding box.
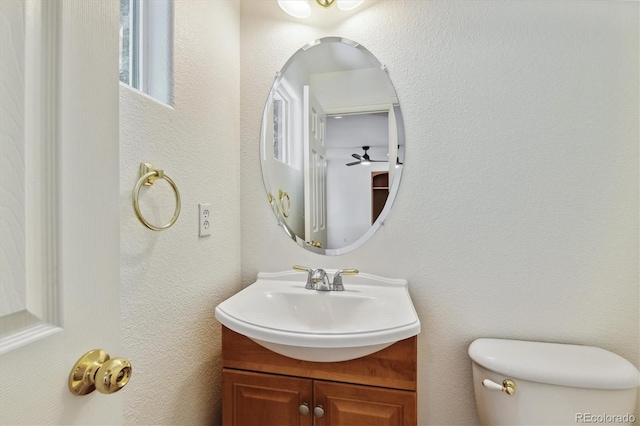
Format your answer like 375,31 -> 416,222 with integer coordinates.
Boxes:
293,265 -> 330,290
293,266 -> 358,291
311,269 -> 331,291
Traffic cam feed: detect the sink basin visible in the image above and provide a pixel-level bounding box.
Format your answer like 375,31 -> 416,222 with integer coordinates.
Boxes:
215,270 -> 420,362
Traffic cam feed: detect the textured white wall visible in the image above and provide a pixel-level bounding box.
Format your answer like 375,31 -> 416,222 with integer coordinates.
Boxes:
240,1 -> 639,424
120,1 -> 240,424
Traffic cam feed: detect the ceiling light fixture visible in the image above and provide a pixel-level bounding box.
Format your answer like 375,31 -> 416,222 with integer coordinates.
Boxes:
335,0 -> 365,11
278,0 -> 364,18
277,0 -> 312,18
316,0 -> 335,7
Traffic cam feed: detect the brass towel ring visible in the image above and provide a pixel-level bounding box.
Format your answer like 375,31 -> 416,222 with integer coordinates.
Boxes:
279,190 -> 291,218
133,163 -> 181,231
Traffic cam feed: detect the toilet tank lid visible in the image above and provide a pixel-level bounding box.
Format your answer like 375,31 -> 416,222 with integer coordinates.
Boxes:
468,338 -> 640,390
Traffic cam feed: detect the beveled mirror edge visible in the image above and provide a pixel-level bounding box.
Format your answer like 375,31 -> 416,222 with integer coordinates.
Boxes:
259,82 -> 298,245
259,36 -> 405,256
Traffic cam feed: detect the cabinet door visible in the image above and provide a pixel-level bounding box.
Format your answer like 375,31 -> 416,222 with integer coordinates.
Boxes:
223,369 -> 313,426
313,380 -> 417,426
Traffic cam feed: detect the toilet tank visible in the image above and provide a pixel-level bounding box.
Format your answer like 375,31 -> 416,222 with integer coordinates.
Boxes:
468,339 -> 639,426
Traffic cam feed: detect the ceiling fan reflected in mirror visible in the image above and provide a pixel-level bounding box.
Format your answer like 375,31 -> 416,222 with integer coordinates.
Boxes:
346,146 -> 387,166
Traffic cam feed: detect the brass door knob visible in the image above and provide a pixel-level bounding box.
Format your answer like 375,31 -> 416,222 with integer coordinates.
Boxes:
69,349 -> 132,396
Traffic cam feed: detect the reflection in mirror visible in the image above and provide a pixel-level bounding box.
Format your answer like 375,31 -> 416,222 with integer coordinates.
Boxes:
260,37 -> 405,255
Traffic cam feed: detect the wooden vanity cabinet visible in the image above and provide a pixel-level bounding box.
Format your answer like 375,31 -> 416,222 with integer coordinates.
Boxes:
223,369 -> 312,426
221,326 -> 417,426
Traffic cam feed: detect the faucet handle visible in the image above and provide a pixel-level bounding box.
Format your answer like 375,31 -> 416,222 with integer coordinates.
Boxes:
332,269 -> 359,291
293,265 -> 312,273
293,265 -> 315,290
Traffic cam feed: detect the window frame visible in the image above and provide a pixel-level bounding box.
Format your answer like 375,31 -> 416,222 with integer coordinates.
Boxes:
120,0 -> 172,105
272,80 -> 298,166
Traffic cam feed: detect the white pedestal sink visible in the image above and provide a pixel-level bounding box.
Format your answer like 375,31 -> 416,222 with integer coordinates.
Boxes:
215,270 -> 420,362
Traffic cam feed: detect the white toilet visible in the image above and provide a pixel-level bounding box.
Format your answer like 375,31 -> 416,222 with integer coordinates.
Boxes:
469,338 -> 639,425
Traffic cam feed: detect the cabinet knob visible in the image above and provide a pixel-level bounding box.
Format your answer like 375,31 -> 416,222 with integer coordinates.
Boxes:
313,405 -> 325,418
298,403 -> 310,416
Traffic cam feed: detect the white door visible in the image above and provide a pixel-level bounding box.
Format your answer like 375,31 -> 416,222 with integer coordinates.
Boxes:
0,1 -> 122,424
303,86 -> 327,249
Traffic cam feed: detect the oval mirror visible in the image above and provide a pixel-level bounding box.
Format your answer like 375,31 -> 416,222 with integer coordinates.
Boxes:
260,37 -> 405,255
